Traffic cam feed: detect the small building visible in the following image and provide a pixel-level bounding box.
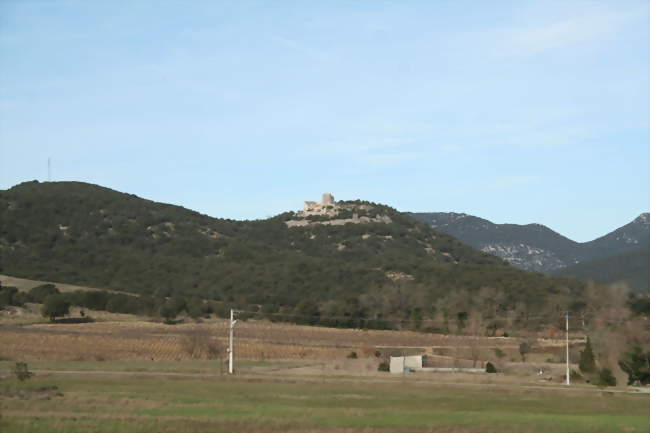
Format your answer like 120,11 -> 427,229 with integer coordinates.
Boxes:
390,355 -> 425,373
390,354 -> 485,374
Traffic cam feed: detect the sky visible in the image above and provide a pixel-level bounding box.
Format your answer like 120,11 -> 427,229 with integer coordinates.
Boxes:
1,0 -> 648,242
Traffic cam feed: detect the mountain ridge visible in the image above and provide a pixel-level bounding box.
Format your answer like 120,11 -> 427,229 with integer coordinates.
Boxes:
1,180 -> 587,326
409,211 -> 649,291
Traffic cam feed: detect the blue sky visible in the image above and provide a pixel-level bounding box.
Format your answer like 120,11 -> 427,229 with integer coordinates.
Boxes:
1,0 -> 648,242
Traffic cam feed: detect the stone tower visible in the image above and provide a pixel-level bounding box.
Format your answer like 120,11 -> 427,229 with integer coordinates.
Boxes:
322,193 -> 335,206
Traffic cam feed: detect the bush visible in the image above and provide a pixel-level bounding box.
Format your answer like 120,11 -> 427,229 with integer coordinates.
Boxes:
378,362 -> 390,372
182,327 -> 223,360
13,362 -> 34,381
485,362 -> 497,373
347,351 -> 358,359
570,369 -> 584,382
596,368 -> 617,387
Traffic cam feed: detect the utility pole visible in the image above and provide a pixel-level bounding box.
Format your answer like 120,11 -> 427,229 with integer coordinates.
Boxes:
565,311 -> 570,386
47,157 -> 51,182
228,309 -> 238,374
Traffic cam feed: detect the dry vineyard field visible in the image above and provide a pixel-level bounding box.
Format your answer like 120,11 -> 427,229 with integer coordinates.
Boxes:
2,297 -> 648,433
1,304 -> 567,368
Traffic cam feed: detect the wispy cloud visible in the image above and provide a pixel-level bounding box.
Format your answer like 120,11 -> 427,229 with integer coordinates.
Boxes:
488,6 -> 644,57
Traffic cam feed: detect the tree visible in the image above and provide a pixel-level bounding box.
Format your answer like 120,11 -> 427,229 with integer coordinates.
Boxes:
181,327 -> 223,360
83,290 -> 109,310
159,296 -> 187,322
0,285 -> 21,309
29,284 -> 59,303
41,294 -> 70,321
160,303 -> 178,322
579,337 -> 596,374
519,341 -> 532,362
618,345 -> 650,385
466,309 -> 485,367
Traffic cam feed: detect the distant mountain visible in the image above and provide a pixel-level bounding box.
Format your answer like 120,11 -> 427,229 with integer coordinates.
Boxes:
579,213 -> 650,261
409,212 -> 650,291
408,212 -> 581,272
0,181 -> 586,326
556,246 -> 650,294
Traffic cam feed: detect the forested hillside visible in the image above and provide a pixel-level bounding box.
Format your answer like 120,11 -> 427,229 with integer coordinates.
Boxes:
556,246 -> 650,294
1,181 -> 589,328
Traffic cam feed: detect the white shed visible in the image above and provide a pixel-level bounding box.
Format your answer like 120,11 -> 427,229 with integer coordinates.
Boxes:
389,355 -> 424,373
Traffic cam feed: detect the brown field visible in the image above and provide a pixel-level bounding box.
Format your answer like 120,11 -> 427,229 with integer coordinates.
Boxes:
3,298 -> 647,433
0,303 -> 579,383
2,273 -> 648,433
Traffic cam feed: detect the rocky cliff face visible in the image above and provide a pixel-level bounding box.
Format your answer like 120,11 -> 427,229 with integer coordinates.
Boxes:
409,212 -> 649,274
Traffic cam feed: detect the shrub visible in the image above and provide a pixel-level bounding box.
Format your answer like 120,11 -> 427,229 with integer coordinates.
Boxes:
347,351 -> 358,359
182,327 -> 223,360
13,362 -> 34,381
485,362 -> 497,373
596,368 -> 617,387
570,369 -> 584,382
378,362 -> 390,372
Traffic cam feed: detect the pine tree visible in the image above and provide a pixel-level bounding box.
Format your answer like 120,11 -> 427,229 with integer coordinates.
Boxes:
579,337 -> 596,373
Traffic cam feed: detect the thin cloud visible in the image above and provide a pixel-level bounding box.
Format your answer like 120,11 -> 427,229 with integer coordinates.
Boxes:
490,7 -> 644,57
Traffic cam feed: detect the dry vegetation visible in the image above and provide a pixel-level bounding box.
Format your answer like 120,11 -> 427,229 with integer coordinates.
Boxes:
0,304 -> 576,382
2,298 -> 646,433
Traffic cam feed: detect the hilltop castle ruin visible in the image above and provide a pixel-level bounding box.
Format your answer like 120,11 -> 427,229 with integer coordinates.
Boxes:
304,193 -> 335,212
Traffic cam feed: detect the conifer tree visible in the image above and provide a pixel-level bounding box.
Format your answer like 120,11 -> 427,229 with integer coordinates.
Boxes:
579,337 -> 596,373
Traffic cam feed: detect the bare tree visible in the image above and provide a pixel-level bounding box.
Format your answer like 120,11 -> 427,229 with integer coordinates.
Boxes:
466,308 -> 485,368
182,326 -> 224,361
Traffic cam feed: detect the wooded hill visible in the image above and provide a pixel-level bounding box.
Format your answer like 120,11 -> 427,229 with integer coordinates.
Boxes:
0,181 -> 589,328
557,246 -> 650,294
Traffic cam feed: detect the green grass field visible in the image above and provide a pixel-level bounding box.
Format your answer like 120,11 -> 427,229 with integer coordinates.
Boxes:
1,362 -> 649,433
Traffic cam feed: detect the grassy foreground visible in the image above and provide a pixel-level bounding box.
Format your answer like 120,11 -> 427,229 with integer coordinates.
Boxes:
1,368 -> 649,433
